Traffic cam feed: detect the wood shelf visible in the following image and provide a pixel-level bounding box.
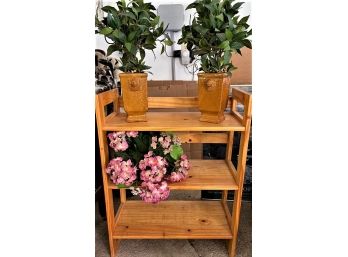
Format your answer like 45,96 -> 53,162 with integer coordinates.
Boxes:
108,160 -> 238,191
95,88 -> 252,257
103,112 -> 245,132
113,200 -> 233,239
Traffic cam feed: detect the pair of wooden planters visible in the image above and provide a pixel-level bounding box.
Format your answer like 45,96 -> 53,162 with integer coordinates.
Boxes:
120,73 -> 230,123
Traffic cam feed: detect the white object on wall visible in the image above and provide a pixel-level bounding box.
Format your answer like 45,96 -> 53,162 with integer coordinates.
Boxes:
96,0 -> 251,80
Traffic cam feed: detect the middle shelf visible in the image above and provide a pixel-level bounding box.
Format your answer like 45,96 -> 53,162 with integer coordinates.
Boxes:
108,160 -> 238,191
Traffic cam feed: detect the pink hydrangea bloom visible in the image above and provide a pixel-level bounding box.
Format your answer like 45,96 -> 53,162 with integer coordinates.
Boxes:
126,131 -> 138,138
167,154 -> 190,182
107,132 -> 129,152
139,152 -> 167,183
106,157 -> 137,186
139,181 -> 170,204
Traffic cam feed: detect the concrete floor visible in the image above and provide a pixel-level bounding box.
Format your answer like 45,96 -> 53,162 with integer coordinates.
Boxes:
95,191 -> 251,257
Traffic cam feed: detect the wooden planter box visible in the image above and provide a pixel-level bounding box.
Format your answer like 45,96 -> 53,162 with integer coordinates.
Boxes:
95,87 -> 252,257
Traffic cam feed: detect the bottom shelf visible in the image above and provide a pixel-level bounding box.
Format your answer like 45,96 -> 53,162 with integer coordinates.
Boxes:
113,200 -> 232,239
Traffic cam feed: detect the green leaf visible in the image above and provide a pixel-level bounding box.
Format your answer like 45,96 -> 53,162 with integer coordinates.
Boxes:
164,39 -> 173,46
101,6 -> 117,13
170,145 -> 183,160
161,44 -> 165,54
232,2 -> 244,10
107,45 -> 118,56
121,12 -> 136,20
151,16 -> 160,26
193,25 -> 209,35
99,27 -> 113,35
225,29 -> 233,41
144,44 -> 156,50
216,13 -> 224,21
223,50 -> 232,64
230,41 -> 244,49
112,29 -> 126,42
218,40 -> 231,50
239,15 -> 249,24
242,39 -> 252,49
186,2 -> 197,10
107,13 -> 117,28
209,15 -> 216,29
139,48 -> 145,61
216,33 -> 226,42
117,184 -> 128,188
127,30 -> 137,41
125,42 -> 132,52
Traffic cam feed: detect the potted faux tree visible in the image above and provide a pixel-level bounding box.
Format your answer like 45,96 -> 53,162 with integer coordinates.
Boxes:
96,0 -> 173,122
178,0 -> 252,123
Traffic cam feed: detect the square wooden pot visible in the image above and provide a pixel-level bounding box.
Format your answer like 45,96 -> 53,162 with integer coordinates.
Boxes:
197,73 -> 230,123
119,73 -> 148,122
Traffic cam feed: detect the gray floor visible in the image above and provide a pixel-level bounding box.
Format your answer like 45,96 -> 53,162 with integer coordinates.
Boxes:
95,191 -> 251,257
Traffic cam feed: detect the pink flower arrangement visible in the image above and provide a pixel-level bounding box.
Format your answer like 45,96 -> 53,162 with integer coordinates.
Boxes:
106,157 -> 137,186
106,131 -> 190,204
167,154 -> 190,182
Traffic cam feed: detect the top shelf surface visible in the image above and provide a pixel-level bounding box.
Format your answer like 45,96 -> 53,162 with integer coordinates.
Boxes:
103,112 -> 245,131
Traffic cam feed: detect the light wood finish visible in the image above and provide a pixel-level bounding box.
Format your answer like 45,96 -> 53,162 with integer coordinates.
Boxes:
96,93 -> 118,257
176,132 -> 228,144
228,88 -> 252,257
120,95 -> 233,111
119,73 -> 148,122
120,96 -> 198,108
103,112 -> 244,132
120,189 -> 126,203
108,160 -> 238,190
95,86 -> 252,257
113,201 -> 233,239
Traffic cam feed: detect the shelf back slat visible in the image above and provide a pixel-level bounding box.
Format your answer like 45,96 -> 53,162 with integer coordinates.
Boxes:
176,132 -> 228,144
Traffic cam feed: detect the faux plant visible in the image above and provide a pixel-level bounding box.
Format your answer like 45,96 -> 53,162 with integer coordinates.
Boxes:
95,0 -> 173,73
106,131 -> 190,203
178,0 -> 252,74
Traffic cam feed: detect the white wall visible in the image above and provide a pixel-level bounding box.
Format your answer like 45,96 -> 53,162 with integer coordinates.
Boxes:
96,0 -> 251,80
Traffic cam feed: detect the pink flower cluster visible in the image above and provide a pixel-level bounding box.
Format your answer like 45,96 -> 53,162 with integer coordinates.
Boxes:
106,157 -> 137,186
167,154 -> 190,182
151,134 -> 180,154
139,151 -> 167,183
136,151 -> 169,203
138,181 -> 170,204
108,131 -> 138,152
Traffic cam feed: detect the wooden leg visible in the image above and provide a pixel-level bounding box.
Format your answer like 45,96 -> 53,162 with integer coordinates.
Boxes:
104,188 -> 116,257
228,128 -> 249,257
228,188 -> 243,257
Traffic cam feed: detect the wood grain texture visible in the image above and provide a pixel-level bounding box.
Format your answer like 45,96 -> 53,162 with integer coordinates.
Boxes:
228,88 -> 252,257
120,97 -> 199,108
103,112 -> 245,132
96,93 -> 118,257
95,87 -> 252,257
176,132 -> 228,144
113,201 -> 233,239
108,160 -> 238,190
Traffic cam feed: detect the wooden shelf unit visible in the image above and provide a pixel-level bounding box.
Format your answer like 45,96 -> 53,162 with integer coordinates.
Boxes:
95,87 -> 252,257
